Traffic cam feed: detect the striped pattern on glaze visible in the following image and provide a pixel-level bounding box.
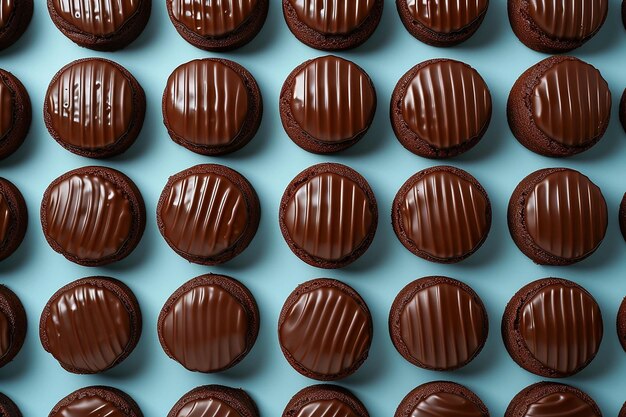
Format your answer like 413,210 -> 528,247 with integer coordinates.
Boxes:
161,285 -> 249,372
291,56 -> 375,143
520,284 -> 602,374
406,0 -> 488,33
296,400 -> 358,417
532,60 -> 610,147
45,174 -> 132,260
0,0 -> 14,29
529,0 -> 607,41
0,193 -> 10,246
524,170 -> 607,259
0,77 -> 14,139
411,393 -> 485,417
165,60 -> 249,147
279,287 -> 371,376
400,171 -> 489,260
288,0 -> 375,34
51,0 -> 140,35
51,396 -> 125,417
44,284 -> 132,373
399,283 -> 486,369
0,311 -> 9,359
171,0 -> 258,36
524,393 -> 599,417
176,398 -> 242,417
284,172 -> 373,261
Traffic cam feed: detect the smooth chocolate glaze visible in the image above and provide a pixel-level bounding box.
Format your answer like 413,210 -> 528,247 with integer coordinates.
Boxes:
176,398 -> 241,417
402,60 -> 491,150
279,286 -> 371,376
520,284 -> 602,375
284,172 -> 373,261
290,56 -> 375,143
0,0 -> 15,29
523,392 -> 599,417
164,60 -> 249,147
400,171 -> 489,260
524,170 -> 607,259
297,400 -> 358,417
0,76 -> 14,139
288,0 -> 375,34
51,0 -> 140,35
0,311 -> 9,359
532,60 -> 610,147
0,193 -> 10,246
411,393 -> 484,417
47,60 -> 133,150
528,0 -> 607,41
171,0 -> 257,36
44,173 -> 132,261
405,0 -> 488,33
51,396 -> 125,417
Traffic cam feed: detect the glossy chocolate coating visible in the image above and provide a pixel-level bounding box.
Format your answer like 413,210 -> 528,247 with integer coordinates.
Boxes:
290,56 -> 375,143
288,0 -> 375,34
0,311 -> 9,359
297,400 -> 358,417
175,398 -> 241,417
0,0 -> 15,29
411,393 -> 485,417
0,192 -> 10,246
405,0 -> 488,33
0,76 -> 13,139
170,0 -> 258,36
50,0 -> 140,35
523,392 -> 599,417
528,0 -> 607,41
50,396 -> 125,417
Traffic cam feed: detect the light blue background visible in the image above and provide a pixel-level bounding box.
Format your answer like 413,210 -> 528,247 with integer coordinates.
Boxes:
0,0 -> 625,415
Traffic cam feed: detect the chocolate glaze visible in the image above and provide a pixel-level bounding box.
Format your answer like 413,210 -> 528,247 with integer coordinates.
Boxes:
176,398 -> 241,417
0,0 -> 15,29
44,173 -> 132,260
520,284 -> 602,375
284,172 -> 373,261
297,400 -> 358,417
524,170 -> 607,260
0,192 -> 10,246
405,0 -> 488,33
532,60 -> 610,147
528,0 -> 607,41
411,393 -> 485,417
51,0 -> 140,35
171,0 -> 258,36
0,311 -> 9,359
288,0 -> 375,34
51,396 -> 125,417
524,392 -> 599,417
0,76 -> 14,139
290,56 -> 375,143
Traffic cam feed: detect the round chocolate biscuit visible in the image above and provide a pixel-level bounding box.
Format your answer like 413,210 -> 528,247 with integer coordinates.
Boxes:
283,385 -> 369,417
397,0 -> 489,47
504,382 -> 601,417
508,56 -> 611,157
48,386 -> 143,417
156,164 -> 260,265
47,0 -> 151,51
391,59 -> 491,158
0,69 -> 31,160
508,0 -> 607,53
40,166 -> 146,267
0,0 -> 32,51
167,0 -> 268,51
163,58 -> 262,156
395,381 -> 489,417
0,393 -> 21,417
279,163 -> 378,269
168,385 -> 258,417
508,168 -> 607,266
280,55 -> 376,154
389,276 -> 488,371
158,274 -> 259,373
392,166 -> 491,263
618,297 -> 626,353
278,278 -> 373,380
502,278 -> 603,378
0,178 -> 27,262
40,276 -> 142,374
621,403 -> 626,417
0,286 -> 26,368
283,0 -> 383,50
620,193 -> 626,243
44,58 -> 146,159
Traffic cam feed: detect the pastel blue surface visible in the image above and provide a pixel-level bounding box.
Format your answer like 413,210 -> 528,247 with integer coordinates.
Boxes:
1,0 -> 625,415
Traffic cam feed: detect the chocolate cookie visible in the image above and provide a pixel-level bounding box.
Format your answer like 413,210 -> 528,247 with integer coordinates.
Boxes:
0,0 -> 32,50
389,276 -> 488,371
280,55 -> 376,154
167,0 -> 268,51
0,393 -> 21,417
40,276 -> 142,374
504,382 -> 601,417
47,0 -> 151,51
618,297 -> 626,353
508,168 -> 607,265
284,0 -> 383,50
502,278 -> 603,378
168,385 -> 258,417
395,381 -> 489,417
397,0 -> 489,47
283,385 -> 369,417
621,403 -> 626,417
48,386 -> 143,417
391,59 -> 491,158
620,194 -> 626,242
0,286 -> 26,368
163,58 -> 262,156
0,178 -> 27,262
508,56 -> 611,157
40,166 -> 146,267
508,0 -> 608,53
158,274 -> 259,373
278,278 -> 373,380
157,164 -> 260,265
0,69 -> 31,160
620,89 -> 626,135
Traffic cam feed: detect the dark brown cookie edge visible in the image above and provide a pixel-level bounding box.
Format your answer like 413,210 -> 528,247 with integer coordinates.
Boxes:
282,385 -> 369,417
504,382 -> 601,417
0,286 -> 27,368
0,70 -> 32,160
0,178 -> 27,262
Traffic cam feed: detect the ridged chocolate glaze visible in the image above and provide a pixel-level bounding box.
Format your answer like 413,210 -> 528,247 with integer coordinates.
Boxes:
524,393 -> 598,417
0,285 -> 27,368
49,386 -> 143,417
283,385 -> 368,417
52,396 -> 125,417
288,0 -> 375,34
0,76 -> 13,139
528,0 -> 607,41
0,69 -> 31,160
50,0 -> 140,35
405,0 -> 488,33
175,399 -> 240,417
297,401 -> 357,417
167,386 -> 258,417
395,382 -> 489,417
0,193 -> 10,246
0,1 -> 15,29
0,311 -> 9,359
0,393 -> 21,417
171,0 -> 257,36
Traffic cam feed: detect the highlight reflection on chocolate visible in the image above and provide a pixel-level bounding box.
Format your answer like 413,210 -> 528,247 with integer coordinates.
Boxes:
50,0 -> 140,36
405,0 -> 488,33
170,0 -> 258,36
288,0 -> 376,34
